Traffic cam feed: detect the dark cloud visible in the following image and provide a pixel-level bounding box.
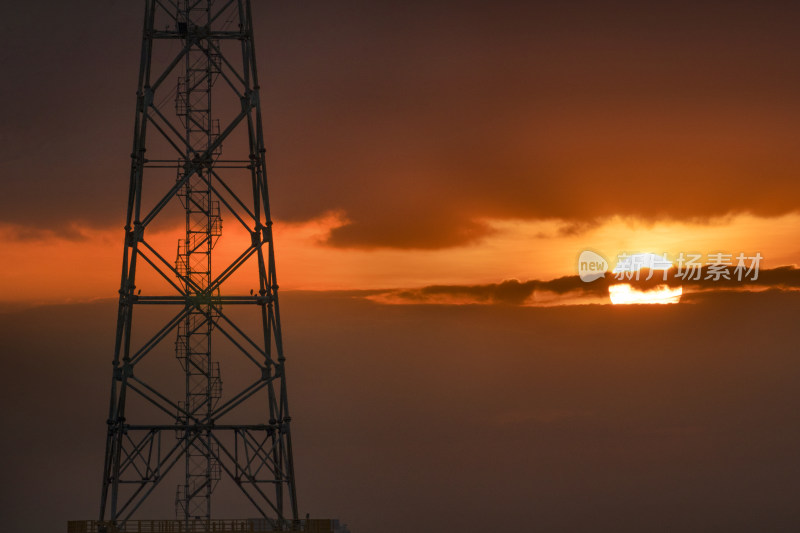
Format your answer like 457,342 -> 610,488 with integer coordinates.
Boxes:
369,266 -> 800,305
3,1 -> 800,248
0,223 -> 93,242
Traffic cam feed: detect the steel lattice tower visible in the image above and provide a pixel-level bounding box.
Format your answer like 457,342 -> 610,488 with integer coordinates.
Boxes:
97,1 -> 299,530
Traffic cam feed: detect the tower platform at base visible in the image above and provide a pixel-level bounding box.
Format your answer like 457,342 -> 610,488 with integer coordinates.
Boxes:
67,519 -> 346,533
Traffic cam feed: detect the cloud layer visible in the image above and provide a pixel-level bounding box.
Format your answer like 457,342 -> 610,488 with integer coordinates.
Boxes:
3,1 -> 800,248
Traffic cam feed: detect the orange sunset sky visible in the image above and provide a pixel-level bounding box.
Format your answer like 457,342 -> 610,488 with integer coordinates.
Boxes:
3,1 -> 800,304
2,212 -> 800,302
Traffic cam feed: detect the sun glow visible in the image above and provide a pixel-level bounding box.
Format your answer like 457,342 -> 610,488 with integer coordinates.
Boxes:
608,283 -> 683,305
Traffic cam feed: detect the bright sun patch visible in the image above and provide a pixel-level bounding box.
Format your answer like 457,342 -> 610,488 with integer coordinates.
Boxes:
608,283 -> 683,305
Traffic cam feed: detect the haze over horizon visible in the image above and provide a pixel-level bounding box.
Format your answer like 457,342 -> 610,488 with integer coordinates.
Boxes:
4,291 -> 800,533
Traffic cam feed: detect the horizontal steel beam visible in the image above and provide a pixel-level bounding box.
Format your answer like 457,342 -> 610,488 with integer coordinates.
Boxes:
134,295 -> 272,305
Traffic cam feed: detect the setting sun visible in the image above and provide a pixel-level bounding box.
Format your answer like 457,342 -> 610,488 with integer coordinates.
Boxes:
608,283 -> 683,305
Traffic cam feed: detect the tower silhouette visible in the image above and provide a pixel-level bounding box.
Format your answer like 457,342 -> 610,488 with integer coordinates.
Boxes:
90,1 -> 301,530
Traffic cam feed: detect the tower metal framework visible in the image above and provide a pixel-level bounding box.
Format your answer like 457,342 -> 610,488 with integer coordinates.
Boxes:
96,1 -> 299,530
